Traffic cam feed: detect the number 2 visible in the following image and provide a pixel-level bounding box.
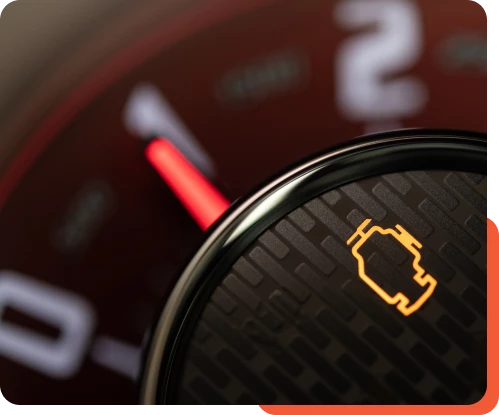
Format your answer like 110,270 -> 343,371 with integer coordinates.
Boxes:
0,271 -> 95,378
335,0 -> 427,122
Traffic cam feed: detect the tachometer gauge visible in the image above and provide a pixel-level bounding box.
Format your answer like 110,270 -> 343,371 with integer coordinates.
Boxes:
0,0 -> 486,404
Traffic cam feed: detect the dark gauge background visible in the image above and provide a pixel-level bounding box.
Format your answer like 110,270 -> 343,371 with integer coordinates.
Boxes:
173,170 -> 487,405
0,0 -> 486,404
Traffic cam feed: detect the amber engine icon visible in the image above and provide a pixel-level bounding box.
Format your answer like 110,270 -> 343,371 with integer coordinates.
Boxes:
346,219 -> 437,316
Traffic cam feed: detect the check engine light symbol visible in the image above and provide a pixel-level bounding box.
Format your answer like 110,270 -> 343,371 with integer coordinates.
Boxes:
346,219 -> 437,316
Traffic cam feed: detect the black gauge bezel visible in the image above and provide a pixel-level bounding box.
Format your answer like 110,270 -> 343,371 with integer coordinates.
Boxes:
140,129 -> 487,404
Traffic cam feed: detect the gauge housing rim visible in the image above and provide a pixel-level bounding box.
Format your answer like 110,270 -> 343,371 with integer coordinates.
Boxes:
139,128 -> 487,404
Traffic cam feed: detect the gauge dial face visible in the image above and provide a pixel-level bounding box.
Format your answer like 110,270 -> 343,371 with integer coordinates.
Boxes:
170,170 -> 486,405
0,0 -> 486,404
139,134 -> 486,405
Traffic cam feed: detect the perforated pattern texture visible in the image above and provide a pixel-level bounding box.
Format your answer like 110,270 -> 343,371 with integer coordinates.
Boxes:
174,171 -> 487,405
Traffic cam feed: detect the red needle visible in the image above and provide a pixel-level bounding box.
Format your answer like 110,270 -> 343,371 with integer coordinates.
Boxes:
145,138 -> 230,230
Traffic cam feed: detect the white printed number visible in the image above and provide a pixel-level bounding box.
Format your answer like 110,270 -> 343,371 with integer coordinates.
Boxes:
335,0 -> 427,122
0,271 -> 95,378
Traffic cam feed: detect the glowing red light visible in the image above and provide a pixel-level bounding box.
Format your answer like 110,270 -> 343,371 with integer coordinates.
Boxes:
145,139 -> 230,230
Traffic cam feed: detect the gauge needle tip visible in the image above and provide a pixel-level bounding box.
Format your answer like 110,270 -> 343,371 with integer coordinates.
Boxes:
145,138 -> 230,231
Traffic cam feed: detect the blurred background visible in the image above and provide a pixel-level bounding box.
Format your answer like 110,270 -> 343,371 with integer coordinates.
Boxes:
0,0 -> 486,404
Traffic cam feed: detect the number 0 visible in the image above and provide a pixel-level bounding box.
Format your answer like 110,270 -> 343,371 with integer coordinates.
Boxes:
0,271 -> 95,379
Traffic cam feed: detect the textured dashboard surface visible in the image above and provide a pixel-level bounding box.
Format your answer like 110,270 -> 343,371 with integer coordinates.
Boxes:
174,171 -> 487,405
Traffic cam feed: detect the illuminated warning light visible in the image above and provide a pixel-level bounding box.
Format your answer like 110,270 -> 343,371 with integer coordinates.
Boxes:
347,219 -> 437,316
